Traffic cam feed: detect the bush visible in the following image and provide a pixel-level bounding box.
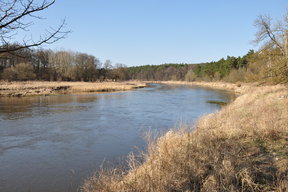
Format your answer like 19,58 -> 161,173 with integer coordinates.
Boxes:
185,70 -> 196,81
2,67 -> 17,81
2,63 -> 36,81
223,68 -> 246,83
213,71 -> 221,81
268,57 -> 288,84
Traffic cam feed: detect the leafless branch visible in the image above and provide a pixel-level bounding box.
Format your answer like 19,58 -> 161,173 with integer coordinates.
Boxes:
0,0 -> 70,54
254,15 -> 286,55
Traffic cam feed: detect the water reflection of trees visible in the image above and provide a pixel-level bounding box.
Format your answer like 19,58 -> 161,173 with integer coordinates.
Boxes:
0,95 -> 99,120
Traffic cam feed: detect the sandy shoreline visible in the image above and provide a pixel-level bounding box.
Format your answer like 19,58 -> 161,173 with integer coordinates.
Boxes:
0,81 -> 147,97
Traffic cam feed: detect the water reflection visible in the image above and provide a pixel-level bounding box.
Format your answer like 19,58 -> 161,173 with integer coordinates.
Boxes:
0,84 -> 231,192
0,95 -> 99,120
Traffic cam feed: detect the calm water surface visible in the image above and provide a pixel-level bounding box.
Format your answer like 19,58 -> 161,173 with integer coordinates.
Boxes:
0,84 -> 231,192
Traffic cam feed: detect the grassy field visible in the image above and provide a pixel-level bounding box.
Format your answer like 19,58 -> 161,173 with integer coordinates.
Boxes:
82,83 -> 288,192
0,81 -> 147,97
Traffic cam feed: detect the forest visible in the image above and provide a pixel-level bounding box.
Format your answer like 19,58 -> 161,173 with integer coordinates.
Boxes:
0,47 -> 250,82
0,46 -> 286,85
0,48 -> 129,82
0,1 -> 287,84
127,50 -> 253,82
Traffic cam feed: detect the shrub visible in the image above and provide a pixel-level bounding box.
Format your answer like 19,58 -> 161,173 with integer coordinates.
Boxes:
2,67 -> 17,81
185,70 -> 196,81
2,63 -> 36,81
213,71 -> 221,81
223,68 -> 246,83
268,57 -> 288,84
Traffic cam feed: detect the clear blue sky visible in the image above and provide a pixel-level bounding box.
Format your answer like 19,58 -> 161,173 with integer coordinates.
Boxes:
31,0 -> 288,66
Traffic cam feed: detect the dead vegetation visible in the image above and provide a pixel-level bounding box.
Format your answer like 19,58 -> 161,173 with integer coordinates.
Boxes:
151,80 -> 254,95
82,84 -> 288,192
0,81 -> 147,97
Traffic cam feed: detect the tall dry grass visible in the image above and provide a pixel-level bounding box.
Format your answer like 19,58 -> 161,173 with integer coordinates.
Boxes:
82,85 -> 288,192
147,80 -> 256,95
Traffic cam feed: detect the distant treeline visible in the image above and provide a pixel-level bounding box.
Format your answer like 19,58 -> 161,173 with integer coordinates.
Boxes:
1,47 -> 287,84
128,45 -> 288,84
0,47 -> 129,82
0,45 -> 288,83
1,6 -> 288,84
127,50 -> 254,82
128,63 -> 193,81
0,47 -> 251,82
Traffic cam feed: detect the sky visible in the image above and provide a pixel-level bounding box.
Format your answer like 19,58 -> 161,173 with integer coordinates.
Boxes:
25,0 -> 288,66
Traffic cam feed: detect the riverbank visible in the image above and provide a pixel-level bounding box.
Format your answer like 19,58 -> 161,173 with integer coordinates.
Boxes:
0,81 -> 147,97
82,82 -> 288,192
147,80 -> 257,95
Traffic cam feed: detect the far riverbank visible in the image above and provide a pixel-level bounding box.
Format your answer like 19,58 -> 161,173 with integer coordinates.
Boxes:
146,80 -> 258,95
0,81 -> 147,97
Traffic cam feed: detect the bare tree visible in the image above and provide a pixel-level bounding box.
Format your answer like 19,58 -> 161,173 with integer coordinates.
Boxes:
253,13 -> 288,82
48,50 -> 74,81
103,59 -> 112,70
74,52 -> 99,81
254,14 -> 288,57
0,0 -> 69,54
112,63 -> 128,81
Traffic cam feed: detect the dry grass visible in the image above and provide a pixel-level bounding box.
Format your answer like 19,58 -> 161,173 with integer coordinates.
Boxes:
82,84 -> 288,192
150,80 -> 256,95
0,81 -> 147,97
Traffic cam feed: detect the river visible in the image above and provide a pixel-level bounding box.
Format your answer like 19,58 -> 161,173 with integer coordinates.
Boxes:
0,83 -> 231,192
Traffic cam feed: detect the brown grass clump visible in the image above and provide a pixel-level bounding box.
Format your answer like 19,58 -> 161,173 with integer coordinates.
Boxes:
82,85 -> 288,192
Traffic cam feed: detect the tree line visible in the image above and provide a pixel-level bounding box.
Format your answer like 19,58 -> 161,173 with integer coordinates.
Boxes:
128,9 -> 288,84
0,50 -> 252,82
126,12 -> 288,84
0,48 -> 130,81
128,63 -> 193,81
127,51 -> 254,82
1,0 -> 287,84
0,43 -> 286,84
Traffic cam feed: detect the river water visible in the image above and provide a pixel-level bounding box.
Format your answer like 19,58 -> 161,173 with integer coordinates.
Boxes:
0,84 -> 230,192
